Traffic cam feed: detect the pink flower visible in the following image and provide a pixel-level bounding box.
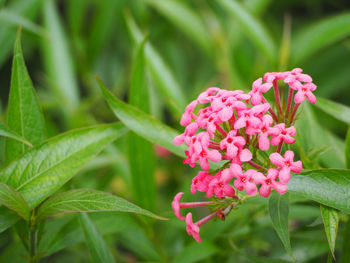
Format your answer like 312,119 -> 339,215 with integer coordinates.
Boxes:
246,115 -> 279,150
180,100 -> 198,126
172,192 -> 186,220
234,103 -> 270,130
206,170 -> 236,198
253,168 -> 288,197
173,122 -> 199,145
264,72 -> 288,83
269,151 -> 302,183
270,123 -> 296,145
197,87 -> 221,103
185,213 -> 201,242
219,130 -> 246,159
230,164 -> 259,196
294,83 -> 317,104
211,96 -> 246,122
191,171 -> 213,194
284,68 -> 312,84
249,78 -> 273,105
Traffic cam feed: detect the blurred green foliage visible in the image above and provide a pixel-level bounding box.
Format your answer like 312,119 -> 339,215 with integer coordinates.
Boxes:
0,0 -> 350,262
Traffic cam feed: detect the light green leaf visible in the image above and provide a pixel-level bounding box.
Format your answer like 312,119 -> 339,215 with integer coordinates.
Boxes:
346,128 -> 350,169
128,38 -> 156,211
341,220 -> 350,263
0,122 -> 32,147
42,0 -> 79,111
0,182 -> 30,220
288,169 -> 350,213
0,207 -> 20,233
320,205 -> 339,259
36,189 -> 166,221
173,241 -> 219,263
269,192 -> 294,259
79,213 -> 115,263
98,78 -> 186,158
124,12 -> 186,115
0,123 -> 127,209
314,97 -> 350,125
292,13 -> 350,64
5,28 -> 45,165
144,0 -> 211,54
217,0 -> 276,63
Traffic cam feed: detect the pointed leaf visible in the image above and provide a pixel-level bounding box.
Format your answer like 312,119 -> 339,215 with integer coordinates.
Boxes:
36,189 -> 166,221
269,192 -> 294,259
42,0 -> 79,111
5,28 -> 46,165
124,12 -> 186,115
79,213 -> 115,263
0,123 -> 127,209
128,38 -> 156,211
314,97 -> 350,125
292,13 -> 350,64
217,0 -> 276,63
0,122 -> 32,147
98,78 -> 186,158
0,182 -> 30,220
288,169 -> 350,213
320,205 -> 339,259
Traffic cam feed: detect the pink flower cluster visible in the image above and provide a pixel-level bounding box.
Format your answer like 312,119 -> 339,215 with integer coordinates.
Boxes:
172,68 -> 317,242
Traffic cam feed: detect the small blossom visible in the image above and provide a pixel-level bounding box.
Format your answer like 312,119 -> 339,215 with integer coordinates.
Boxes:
294,83 -> 317,104
230,164 -> 259,196
173,122 -> 199,145
249,78 -> 273,105
172,192 -> 185,220
270,123 -> 296,145
253,168 -> 288,197
207,170 -> 236,198
234,103 -> 270,130
284,68 -> 312,84
219,130 -> 246,159
191,171 -> 213,194
180,100 -> 198,126
269,151 -> 302,183
185,213 -> 201,242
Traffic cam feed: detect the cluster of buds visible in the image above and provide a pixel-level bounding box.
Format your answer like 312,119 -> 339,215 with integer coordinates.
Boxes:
172,68 -> 316,242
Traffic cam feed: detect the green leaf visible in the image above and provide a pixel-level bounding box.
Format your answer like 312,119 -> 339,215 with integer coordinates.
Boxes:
79,213 -> 115,263
268,192 -> 294,259
0,207 -> 20,233
128,38 -> 156,211
36,189 -> 166,221
243,254 -> 292,263
0,123 -> 127,209
217,0 -> 276,63
0,122 -> 32,147
288,169 -> 350,213
98,78 -> 186,158
5,28 -> 45,166
320,205 -> 339,259
42,0 -> 79,111
144,0 -> 211,54
0,182 -> 30,220
292,13 -> 350,64
341,219 -> 350,263
346,128 -> 350,169
314,97 -> 350,125
173,241 -> 219,263
124,11 -> 186,115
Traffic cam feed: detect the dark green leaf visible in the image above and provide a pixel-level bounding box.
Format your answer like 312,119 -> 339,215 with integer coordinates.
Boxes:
0,123 -> 127,209
128,38 -> 156,211
341,219 -> 350,263
42,0 -> 79,111
320,205 -> 339,259
0,122 -> 32,147
124,12 -> 186,115
288,169 -> 350,213
0,182 -> 30,220
5,28 -> 45,165
346,128 -> 350,169
292,13 -> 350,64
314,97 -> 350,125
173,241 -> 219,263
98,78 -> 186,158
0,207 -> 19,233
269,192 -> 294,259
217,0 -> 276,63
36,189 -> 166,221
79,213 -> 115,263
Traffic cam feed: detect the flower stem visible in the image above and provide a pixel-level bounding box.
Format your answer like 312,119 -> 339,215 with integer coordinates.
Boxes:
215,124 -> 227,137
273,80 -> 283,118
262,97 -> 278,122
285,88 -> 293,121
247,160 -> 264,171
179,202 -> 213,209
196,211 -> 218,226
29,229 -> 37,263
290,103 -> 300,124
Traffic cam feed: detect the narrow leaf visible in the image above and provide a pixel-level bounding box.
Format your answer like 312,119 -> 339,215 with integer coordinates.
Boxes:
0,122 -> 32,147
269,192 -> 294,259
79,213 -> 115,263
42,0 -> 79,111
36,189 -> 166,221
0,182 -> 30,220
0,123 -> 127,209
288,169 -> 350,213
314,97 -> 350,125
346,128 -> 350,169
5,28 -> 46,165
128,39 -> 156,211
124,12 -> 186,115
320,205 -> 339,259
217,0 -> 276,63
144,0 -> 211,54
98,78 -> 186,158
292,13 -> 350,64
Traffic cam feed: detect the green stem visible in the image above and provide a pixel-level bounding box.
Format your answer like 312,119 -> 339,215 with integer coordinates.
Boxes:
29,228 -> 37,263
